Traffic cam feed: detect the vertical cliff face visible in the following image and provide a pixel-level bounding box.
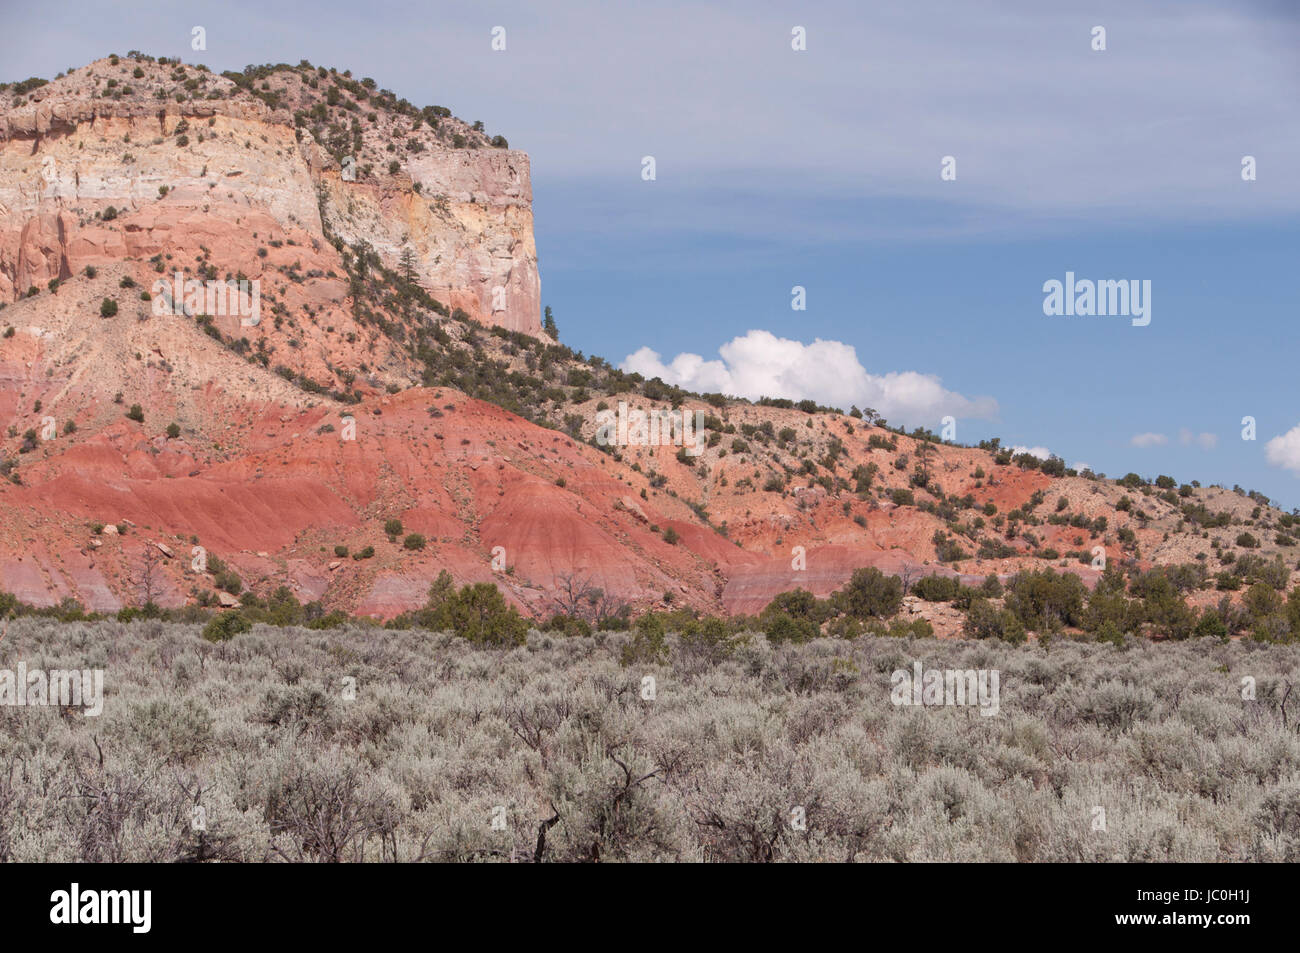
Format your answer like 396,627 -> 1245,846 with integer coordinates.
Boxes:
0,57 -> 542,337
314,147 -> 541,336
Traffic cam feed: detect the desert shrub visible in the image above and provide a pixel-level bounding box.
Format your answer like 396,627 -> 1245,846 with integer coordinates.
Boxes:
1003,569 -> 1086,632
262,752 -> 400,862
912,574 -> 961,602
677,615 -> 739,660
931,531 -> 967,563
888,617 -> 934,638
825,615 -> 866,639
852,463 -> 877,495
833,568 -> 903,620
0,619 -> 1295,861
542,613 -> 592,638
621,612 -> 668,665
254,586 -> 307,627
202,612 -> 251,642
1126,573 -> 1197,640
1236,554 -> 1290,590
1244,582 -> 1284,619
404,571 -> 527,646
1194,610 -> 1229,641
761,610 -> 818,644
1082,585 -> 1131,635
963,598 -> 1026,643
762,588 -> 833,624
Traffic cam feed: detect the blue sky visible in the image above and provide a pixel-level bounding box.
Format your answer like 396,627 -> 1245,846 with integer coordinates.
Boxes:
4,0 -> 1299,506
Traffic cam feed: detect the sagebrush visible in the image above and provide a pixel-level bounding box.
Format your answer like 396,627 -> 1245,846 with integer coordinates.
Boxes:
1,619 -> 1298,862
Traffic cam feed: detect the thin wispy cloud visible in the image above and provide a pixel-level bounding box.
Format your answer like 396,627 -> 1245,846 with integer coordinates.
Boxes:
1179,428 -> 1219,450
8,1 -> 1290,246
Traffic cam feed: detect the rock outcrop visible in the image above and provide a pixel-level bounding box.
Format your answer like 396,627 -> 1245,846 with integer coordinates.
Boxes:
0,57 -> 541,335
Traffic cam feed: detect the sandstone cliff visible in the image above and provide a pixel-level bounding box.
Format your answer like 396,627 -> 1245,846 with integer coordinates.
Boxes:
0,57 -> 541,335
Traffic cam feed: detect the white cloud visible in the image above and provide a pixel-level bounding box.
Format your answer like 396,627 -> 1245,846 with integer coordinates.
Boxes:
1179,428 -> 1219,450
1130,432 -> 1169,448
621,329 -> 998,429
1265,424 -> 1300,476
1012,446 -> 1052,461
1073,462 -> 1091,473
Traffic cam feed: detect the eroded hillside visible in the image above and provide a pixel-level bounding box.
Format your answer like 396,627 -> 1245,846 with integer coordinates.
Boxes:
0,54 -> 1296,629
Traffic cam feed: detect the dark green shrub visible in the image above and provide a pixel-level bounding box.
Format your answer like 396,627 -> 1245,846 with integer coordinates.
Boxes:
202,612 -> 251,642
621,613 -> 668,665
834,567 -> 903,620
963,598 -> 1026,643
1003,568 -> 1087,631
912,574 -> 961,602
762,610 -> 817,644
403,571 -> 528,646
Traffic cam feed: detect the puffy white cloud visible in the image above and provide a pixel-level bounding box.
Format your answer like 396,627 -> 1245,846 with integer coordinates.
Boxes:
1073,462 -> 1092,473
621,330 -> 998,429
1178,428 -> 1218,450
1012,445 -> 1053,461
1130,432 -> 1169,448
1265,424 -> 1300,476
